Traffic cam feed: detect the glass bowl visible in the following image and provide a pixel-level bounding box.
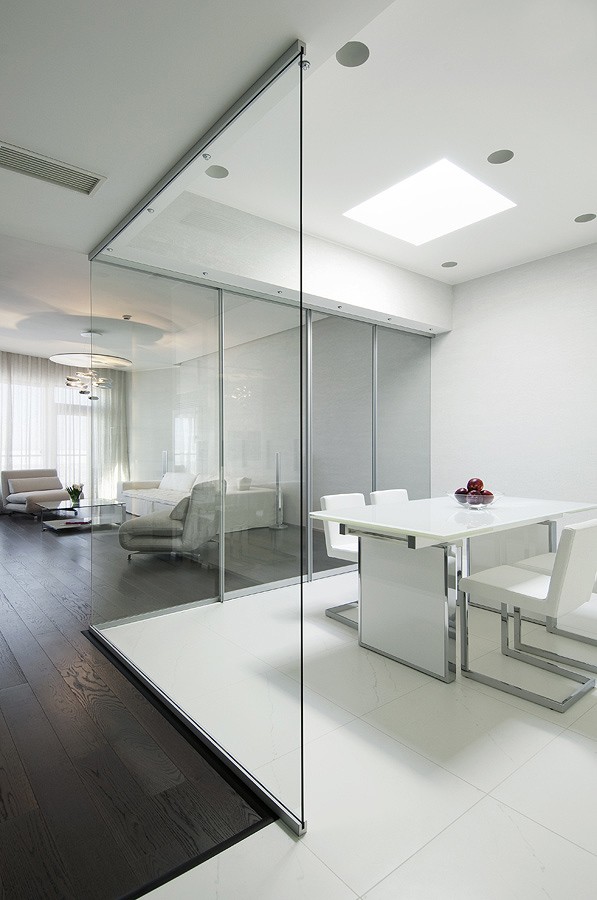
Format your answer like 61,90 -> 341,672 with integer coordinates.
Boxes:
448,490 -> 500,509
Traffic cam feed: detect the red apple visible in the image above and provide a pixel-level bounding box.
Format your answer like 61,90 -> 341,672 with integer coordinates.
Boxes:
454,488 -> 468,504
467,490 -> 484,505
480,489 -> 494,505
467,477 -> 484,492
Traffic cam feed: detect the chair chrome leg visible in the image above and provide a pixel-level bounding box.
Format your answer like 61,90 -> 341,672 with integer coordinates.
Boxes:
513,609 -> 597,674
325,601 -> 358,630
546,615 -> 597,646
460,596 -> 595,713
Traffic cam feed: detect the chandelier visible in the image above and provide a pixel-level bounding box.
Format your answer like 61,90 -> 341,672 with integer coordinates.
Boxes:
49,352 -> 132,401
65,370 -> 112,400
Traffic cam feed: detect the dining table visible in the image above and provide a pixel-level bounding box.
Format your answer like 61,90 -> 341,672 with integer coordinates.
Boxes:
311,495 -> 597,683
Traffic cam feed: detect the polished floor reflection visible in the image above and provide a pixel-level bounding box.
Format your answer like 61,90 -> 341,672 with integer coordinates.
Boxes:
140,572 -> 597,899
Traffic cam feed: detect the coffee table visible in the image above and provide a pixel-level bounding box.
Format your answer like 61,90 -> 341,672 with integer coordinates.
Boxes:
39,498 -> 126,532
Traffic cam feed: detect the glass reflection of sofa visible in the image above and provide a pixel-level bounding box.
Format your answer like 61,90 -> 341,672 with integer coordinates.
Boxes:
118,479 -> 220,559
118,471 -> 279,531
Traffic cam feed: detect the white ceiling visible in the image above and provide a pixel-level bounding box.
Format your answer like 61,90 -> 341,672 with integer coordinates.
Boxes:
1,0 -> 597,361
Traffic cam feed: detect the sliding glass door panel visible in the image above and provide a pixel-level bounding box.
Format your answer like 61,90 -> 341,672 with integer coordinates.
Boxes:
311,315 -> 373,574
222,293 -> 303,595
89,45 -> 306,832
376,327 -> 431,499
89,261 -> 221,627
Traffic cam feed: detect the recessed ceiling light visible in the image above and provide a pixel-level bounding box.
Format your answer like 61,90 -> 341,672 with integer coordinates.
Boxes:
336,41 -> 370,67
80,329 -> 102,337
574,213 -> 596,223
344,159 -> 516,245
487,149 -> 514,164
441,261 -> 458,268
205,165 -> 229,179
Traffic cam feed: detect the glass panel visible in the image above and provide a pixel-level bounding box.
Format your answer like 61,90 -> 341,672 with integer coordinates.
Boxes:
376,327 -> 431,499
311,315 -> 373,574
223,292 -> 302,595
89,261 -> 221,627
89,49 -> 304,830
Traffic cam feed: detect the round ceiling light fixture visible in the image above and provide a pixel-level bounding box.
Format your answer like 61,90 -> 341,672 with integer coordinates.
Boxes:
205,165 -> 229,179
50,353 -> 133,369
574,213 -> 596,223
487,149 -> 514,164
441,261 -> 458,268
336,41 -> 370,67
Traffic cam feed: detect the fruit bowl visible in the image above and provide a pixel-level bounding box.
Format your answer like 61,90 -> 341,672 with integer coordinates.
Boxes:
452,492 -> 497,509
449,478 -> 499,509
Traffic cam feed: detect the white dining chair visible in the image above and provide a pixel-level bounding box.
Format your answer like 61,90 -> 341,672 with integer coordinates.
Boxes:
459,519 -> 597,712
370,488 -> 409,505
320,492 -> 366,629
512,548 -> 597,669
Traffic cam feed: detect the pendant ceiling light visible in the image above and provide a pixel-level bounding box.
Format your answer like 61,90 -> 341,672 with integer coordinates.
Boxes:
49,353 -> 132,401
64,370 -> 113,400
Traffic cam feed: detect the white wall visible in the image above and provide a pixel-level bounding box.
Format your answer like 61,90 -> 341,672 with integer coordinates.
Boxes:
431,242 -> 597,503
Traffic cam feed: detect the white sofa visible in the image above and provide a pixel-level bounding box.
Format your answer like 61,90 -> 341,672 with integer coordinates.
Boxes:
118,472 -> 279,532
1,468 -> 70,514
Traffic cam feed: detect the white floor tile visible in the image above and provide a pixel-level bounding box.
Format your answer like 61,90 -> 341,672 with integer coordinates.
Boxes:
282,641 -> 429,716
198,584 -> 352,667
492,729 -> 597,856
184,667 -> 353,772
363,679 -> 562,791
570,701 -> 597,743
258,718 -> 482,896
362,796 -> 597,900
145,822 -> 358,900
102,612 -> 271,690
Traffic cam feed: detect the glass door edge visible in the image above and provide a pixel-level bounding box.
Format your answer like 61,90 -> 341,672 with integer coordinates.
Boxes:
88,625 -> 307,835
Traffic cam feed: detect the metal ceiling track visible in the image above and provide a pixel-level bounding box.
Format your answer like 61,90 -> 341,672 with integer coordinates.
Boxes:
89,39 -> 306,260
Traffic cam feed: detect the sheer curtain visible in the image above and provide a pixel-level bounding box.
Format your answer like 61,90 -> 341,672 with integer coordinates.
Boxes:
0,351 -> 129,497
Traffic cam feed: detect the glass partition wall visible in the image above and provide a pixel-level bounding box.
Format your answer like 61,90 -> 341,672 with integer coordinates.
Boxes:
310,316 -> 431,577
88,44 -> 306,833
85,41 -> 433,834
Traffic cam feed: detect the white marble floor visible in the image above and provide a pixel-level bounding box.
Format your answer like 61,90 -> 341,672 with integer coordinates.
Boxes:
103,573 -> 597,899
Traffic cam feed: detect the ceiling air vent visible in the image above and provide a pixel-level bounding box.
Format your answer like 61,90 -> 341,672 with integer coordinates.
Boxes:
0,142 -> 105,195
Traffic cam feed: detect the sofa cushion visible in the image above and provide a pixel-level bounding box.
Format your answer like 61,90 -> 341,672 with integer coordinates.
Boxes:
8,475 -> 62,493
122,488 -> 188,508
159,472 -> 196,492
119,511 -> 184,538
6,489 -> 68,504
169,496 -> 190,521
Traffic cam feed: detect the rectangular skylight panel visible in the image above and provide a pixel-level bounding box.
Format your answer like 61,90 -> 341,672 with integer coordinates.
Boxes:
343,158 -> 516,245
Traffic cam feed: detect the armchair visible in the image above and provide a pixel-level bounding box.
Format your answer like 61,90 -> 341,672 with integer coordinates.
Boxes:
118,479 -> 220,560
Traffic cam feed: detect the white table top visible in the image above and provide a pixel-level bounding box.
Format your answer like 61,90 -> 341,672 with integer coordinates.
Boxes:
310,496 -> 597,544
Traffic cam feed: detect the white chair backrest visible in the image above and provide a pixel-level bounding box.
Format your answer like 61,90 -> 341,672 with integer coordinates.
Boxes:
370,489 -> 409,505
547,519 -> 597,618
320,493 -> 366,560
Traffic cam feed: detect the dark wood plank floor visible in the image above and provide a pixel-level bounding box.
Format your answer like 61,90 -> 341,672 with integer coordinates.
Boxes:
0,513 -> 274,900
